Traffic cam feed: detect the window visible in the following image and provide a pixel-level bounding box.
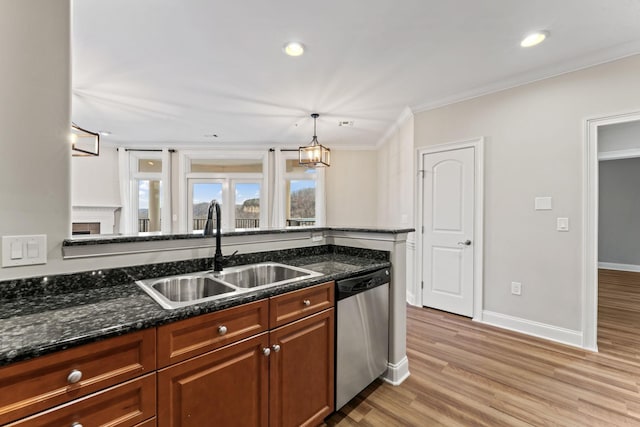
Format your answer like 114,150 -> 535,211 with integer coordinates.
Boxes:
279,156 -> 325,227
180,151 -> 268,232
119,150 -> 172,235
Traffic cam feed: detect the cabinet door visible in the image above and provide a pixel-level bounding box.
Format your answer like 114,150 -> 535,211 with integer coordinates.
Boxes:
158,333 -> 269,427
270,309 -> 334,427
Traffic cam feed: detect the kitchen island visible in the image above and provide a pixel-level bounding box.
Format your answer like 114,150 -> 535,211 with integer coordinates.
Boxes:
0,228 -> 412,426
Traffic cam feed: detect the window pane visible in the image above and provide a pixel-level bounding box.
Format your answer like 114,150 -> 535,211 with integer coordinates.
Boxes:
138,159 -> 162,173
191,159 -> 262,173
235,183 -> 260,229
138,179 -> 162,232
285,159 -> 316,174
286,180 -> 315,226
192,183 -> 222,231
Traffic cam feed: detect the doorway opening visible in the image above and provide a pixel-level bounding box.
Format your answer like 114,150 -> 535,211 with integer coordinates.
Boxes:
584,111 -> 640,350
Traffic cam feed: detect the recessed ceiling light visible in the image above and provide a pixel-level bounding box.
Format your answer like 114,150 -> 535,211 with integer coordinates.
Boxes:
283,41 -> 305,57
98,130 -> 111,136
520,30 -> 549,48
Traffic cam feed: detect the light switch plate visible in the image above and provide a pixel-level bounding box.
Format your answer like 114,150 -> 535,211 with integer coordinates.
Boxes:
511,282 -> 522,296
557,217 -> 569,231
535,197 -> 553,210
2,235 -> 47,267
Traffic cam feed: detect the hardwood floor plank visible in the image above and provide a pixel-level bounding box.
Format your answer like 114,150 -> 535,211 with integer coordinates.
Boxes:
325,269 -> 640,426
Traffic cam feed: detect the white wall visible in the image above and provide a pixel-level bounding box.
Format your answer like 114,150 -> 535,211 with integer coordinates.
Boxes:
376,108 -> 416,303
599,157 -> 640,267
71,144 -> 120,206
412,54 -> 640,334
325,150 -> 378,227
0,0 -> 71,280
377,109 -> 414,228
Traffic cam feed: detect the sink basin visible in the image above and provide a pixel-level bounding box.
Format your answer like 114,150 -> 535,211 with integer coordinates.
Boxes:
152,276 -> 236,302
217,263 -> 321,289
136,263 -> 323,309
137,273 -> 236,309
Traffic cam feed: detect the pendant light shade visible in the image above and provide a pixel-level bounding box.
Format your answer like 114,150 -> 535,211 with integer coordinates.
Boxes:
299,113 -> 330,167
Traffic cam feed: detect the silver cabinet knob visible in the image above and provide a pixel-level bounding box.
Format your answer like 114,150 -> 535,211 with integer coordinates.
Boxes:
303,299 -> 311,307
217,325 -> 228,336
457,240 -> 472,246
262,347 -> 271,356
67,369 -> 82,384
72,423 -> 83,427
272,344 -> 281,353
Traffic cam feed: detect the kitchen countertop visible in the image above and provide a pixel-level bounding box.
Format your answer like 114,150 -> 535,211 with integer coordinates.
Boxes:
0,251 -> 390,367
62,226 -> 414,246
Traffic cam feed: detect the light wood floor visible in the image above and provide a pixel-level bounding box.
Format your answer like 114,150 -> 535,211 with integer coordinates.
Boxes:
325,269 -> 640,426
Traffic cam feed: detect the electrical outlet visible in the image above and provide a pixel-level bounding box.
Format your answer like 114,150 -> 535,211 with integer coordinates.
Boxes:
511,282 -> 522,296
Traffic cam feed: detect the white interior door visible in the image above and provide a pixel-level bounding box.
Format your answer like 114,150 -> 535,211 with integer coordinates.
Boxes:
422,147 -> 475,317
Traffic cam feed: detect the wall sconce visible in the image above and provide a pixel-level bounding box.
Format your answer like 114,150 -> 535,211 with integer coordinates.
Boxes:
71,124 -> 100,156
299,113 -> 330,167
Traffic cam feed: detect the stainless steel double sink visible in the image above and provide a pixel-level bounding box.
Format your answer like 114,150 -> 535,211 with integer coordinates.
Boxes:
136,262 -> 323,309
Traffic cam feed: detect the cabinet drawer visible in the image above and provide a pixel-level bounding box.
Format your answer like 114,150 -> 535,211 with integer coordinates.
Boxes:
0,328 -> 156,425
157,299 -> 269,367
6,373 -> 156,427
269,282 -> 334,328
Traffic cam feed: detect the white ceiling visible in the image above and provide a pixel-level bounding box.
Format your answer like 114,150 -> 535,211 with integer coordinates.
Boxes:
72,0 -> 640,149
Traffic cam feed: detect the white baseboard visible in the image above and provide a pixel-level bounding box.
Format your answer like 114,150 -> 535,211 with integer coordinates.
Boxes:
381,356 -> 410,386
598,262 -> 640,272
481,310 -> 583,349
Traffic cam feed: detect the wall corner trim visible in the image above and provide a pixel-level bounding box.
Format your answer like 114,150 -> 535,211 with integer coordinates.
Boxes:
481,310 -> 586,350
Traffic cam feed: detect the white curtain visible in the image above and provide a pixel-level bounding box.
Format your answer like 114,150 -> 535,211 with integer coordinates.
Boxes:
270,149 -> 285,228
117,147 -> 131,234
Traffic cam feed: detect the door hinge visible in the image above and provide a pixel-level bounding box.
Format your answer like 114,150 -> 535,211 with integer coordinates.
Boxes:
418,170 -> 425,179
421,226 -> 424,234
421,281 -> 424,289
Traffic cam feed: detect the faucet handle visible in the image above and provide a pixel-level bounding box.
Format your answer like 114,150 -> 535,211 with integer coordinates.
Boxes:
224,250 -> 239,265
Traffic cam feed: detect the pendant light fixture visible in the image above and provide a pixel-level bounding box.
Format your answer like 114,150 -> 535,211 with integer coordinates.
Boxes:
299,113 -> 330,167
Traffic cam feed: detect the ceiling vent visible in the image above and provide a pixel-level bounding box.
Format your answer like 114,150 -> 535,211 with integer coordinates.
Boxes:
338,120 -> 354,127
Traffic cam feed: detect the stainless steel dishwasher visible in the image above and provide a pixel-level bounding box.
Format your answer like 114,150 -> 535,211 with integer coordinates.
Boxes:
335,267 -> 390,410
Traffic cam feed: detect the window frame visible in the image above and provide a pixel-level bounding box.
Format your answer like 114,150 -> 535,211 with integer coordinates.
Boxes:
277,151 -> 326,227
178,150 -> 268,233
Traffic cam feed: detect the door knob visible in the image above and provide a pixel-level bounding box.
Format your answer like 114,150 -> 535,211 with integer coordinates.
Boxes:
457,240 -> 472,246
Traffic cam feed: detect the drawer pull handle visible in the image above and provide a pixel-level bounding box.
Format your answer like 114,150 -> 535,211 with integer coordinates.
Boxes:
272,344 -> 281,352
217,325 -> 228,336
303,299 -> 311,307
72,423 -> 83,427
262,347 -> 271,356
67,369 -> 82,384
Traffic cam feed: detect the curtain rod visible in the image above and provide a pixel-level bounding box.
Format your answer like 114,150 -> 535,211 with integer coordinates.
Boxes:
269,148 -> 299,152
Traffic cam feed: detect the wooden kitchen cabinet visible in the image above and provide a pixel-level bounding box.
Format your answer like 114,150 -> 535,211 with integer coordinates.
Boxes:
269,308 -> 335,427
158,333 -> 270,427
157,281 -> 335,427
0,328 -> 156,425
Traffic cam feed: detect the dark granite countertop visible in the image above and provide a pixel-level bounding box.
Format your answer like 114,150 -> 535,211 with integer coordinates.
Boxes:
63,226 -> 414,246
0,249 -> 390,367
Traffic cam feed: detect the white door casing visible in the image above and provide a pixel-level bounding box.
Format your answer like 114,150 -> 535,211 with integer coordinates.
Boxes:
421,146 -> 475,317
